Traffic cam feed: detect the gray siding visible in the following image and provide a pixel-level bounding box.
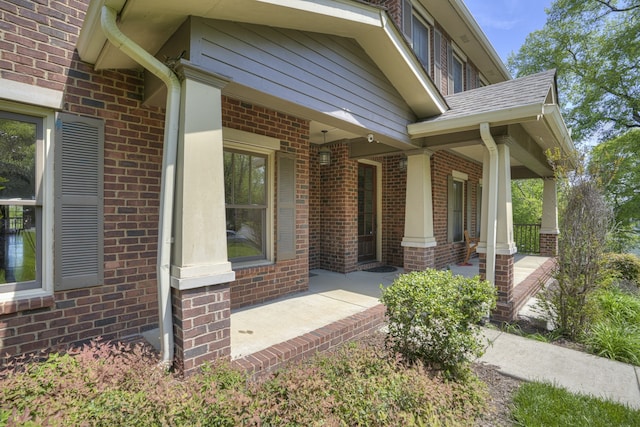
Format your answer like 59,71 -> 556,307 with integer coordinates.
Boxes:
191,18 -> 415,143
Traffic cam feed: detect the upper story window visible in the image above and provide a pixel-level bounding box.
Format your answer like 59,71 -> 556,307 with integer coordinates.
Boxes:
402,0 -> 433,73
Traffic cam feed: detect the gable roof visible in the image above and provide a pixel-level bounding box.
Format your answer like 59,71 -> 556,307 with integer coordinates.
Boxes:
77,0 -> 448,117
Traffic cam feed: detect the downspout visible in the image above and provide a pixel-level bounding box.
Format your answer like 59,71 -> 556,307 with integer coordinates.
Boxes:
479,123 -> 498,284
100,6 -> 179,366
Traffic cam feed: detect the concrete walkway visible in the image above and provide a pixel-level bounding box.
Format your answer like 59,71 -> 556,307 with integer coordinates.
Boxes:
479,327 -> 640,409
230,262 -> 640,410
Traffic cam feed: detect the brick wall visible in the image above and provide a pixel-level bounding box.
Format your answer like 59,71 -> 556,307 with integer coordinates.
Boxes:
1,0 -> 166,363
221,97 -> 310,309
431,150 -> 483,269
381,155 -> 406,267
316,143 -> 359,273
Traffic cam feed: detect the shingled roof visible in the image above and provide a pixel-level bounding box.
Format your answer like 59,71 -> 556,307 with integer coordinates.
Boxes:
421,69 -> 557,123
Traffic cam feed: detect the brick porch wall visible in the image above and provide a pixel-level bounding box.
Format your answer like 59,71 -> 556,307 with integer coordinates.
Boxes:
317,144 -> 359,273
221,98 -> 310,310
1,0 -> 165,363
233,304 -> 386,377
172,284 -> 231,376
431,151 -> 482,269
381,155 -> 407,267
403,246 -> 436,272
540,233 -> 558,257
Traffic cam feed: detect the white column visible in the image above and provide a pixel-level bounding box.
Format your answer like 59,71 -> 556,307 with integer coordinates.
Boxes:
478,148 -> 490,253
401,150 -> 437,248
540,178 -> 559,234
171,65 -> 235,290
496,144 -> 517,255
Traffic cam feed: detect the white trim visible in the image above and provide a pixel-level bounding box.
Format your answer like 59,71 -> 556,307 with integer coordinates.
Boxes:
223,127 -> 280,151
0,101 -> 55,300
171,271 -> 237,290
0,80 -> 64,110
451,42 -> 467,63
452,170 -> 468,181
223,136 -> 276,265
412,0 -> 434,25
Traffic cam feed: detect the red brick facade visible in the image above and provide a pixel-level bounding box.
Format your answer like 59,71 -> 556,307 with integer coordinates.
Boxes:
1,0 -> 164,363
0,0 -> 530,367
431,151 -> 483,269
540,233 -> 559,257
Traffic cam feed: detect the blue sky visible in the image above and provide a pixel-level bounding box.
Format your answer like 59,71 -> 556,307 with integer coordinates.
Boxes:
462,0 -> 554,63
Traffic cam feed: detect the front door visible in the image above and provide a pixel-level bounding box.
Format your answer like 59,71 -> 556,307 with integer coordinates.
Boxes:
358,163 -> 376,262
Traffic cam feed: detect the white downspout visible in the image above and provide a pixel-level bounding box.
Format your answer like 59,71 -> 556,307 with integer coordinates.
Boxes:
100,6 -> 179,366
479,123 -> 498,284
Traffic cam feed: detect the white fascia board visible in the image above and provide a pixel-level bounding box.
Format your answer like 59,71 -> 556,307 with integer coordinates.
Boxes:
77,0 -> 126,64
450,0 -> 511,80
358,12 -> 447,117
542,104 -> 576,160
408,103 -> 543,138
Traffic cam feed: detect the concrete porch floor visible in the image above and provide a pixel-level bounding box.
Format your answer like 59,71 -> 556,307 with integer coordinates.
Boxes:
231,254 -> 551,360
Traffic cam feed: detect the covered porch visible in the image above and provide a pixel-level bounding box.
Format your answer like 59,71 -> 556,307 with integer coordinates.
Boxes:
231,254 -> 554,374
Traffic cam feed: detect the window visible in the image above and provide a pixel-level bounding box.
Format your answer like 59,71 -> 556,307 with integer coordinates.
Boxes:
224,149 -> 268,262
448,172 -> 468,243
402,0 -> 432,72
412,14 -> 430,69
0,112 -> 42,293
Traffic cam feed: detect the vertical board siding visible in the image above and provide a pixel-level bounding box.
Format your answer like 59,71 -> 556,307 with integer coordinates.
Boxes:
192,18 -> 415,141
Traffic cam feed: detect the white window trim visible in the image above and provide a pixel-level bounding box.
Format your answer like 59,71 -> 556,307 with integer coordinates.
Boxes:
0,100 -> 55,303
451,42 -> 467,63
412,1 -> 434,26
223,135 -> 276,267
450,171 -> 468,243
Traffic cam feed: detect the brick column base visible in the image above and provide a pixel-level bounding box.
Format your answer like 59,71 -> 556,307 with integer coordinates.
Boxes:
479,253 -> 517,322
403,246 -> 436,272
539,233 -> 558,257
172,284 -> 231,376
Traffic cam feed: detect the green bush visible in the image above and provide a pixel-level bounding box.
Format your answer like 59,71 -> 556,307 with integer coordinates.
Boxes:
601,252 -> 640,288
380,269 -> 496,378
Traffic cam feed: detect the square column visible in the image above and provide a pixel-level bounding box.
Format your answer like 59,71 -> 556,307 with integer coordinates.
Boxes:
171,63 -> 235,374
477,144 -> 517,321
540,178 -> 559,256
401,150 -> 436,271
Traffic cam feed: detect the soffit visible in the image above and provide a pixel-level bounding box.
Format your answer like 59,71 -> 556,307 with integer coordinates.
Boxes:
417,0 -> 511,84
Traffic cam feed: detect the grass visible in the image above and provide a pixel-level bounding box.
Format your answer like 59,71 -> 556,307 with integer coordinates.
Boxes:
511,382 -> 640,427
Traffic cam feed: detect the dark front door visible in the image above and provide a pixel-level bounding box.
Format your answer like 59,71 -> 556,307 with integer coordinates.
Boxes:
358,163 -> 376,262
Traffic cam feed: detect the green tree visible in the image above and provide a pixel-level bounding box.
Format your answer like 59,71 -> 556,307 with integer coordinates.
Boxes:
508,0 -> 639,143
588,129 -> 640,251
511,179 -> 543,224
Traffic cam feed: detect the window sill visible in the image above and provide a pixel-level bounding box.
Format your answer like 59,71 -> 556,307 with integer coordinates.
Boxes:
231,259 -> 274,270
0,289 -> 55,315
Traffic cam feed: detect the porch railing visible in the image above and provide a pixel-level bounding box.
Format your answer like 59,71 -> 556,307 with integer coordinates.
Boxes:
514,223 -> 541,254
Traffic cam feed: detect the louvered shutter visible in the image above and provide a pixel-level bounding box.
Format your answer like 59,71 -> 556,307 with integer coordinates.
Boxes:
402,0 -> 413,42
434,30 -> 442,91
466,180 -> 473,237
55,113 -> 104,290
466,63 -> 473,90
447,175 -> 454,243
447,41 -> 454,94
277,153 -> 296,261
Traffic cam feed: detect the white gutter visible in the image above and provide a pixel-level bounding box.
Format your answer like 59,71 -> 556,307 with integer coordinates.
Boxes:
100,5 -> 180,366
479,122 -> 498,285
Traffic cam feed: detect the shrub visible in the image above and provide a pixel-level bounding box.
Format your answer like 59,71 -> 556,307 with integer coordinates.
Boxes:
380,269 -> 496,378
601,252 -> 640,289
537,180 -> 612,340
0,335 -> 488,426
